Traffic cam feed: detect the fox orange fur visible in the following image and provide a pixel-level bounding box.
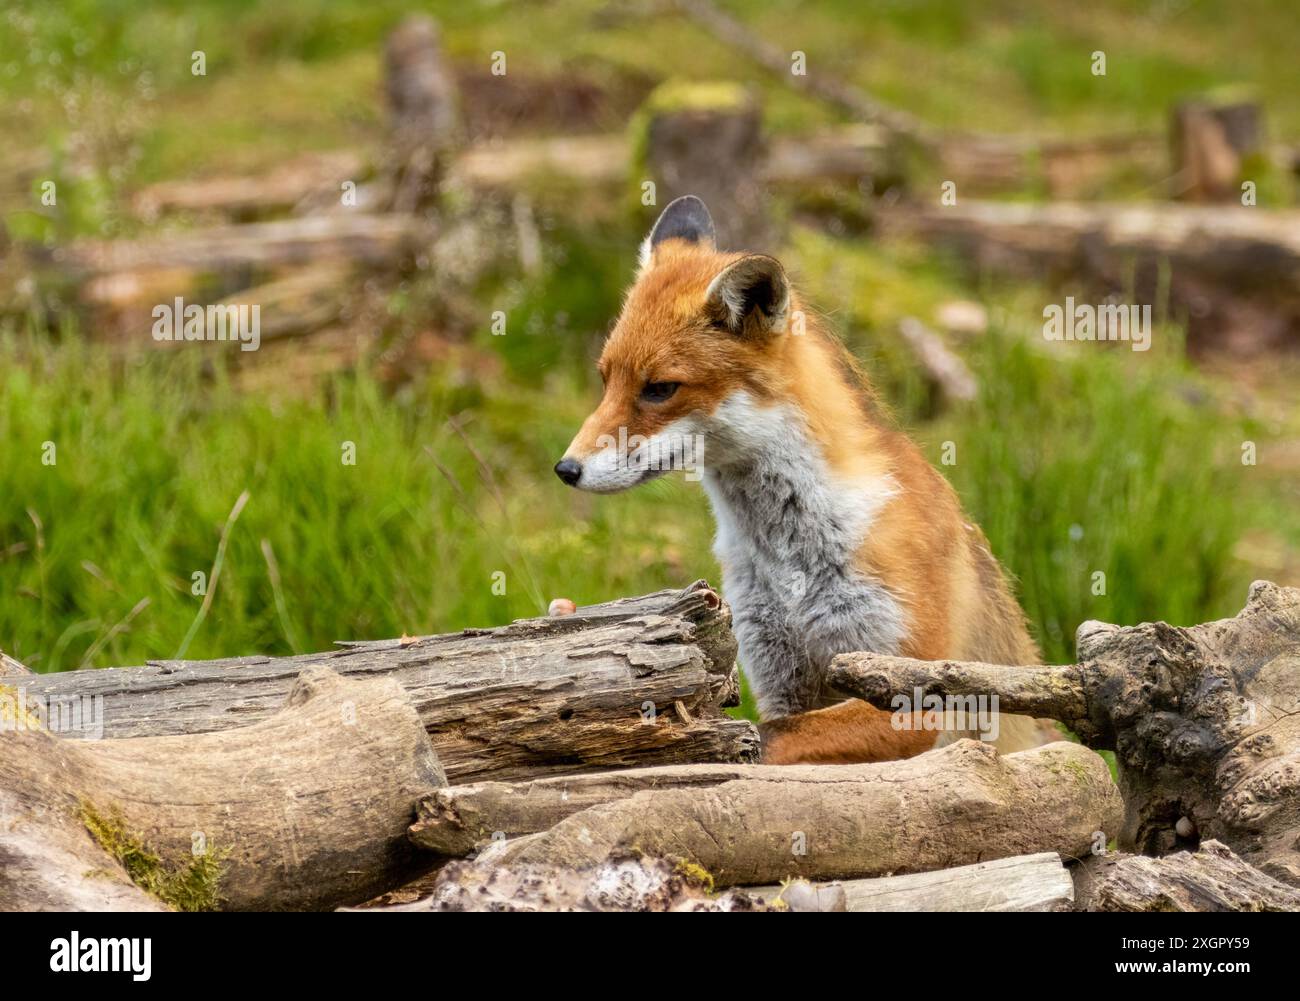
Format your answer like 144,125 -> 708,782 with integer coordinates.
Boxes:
556,196 -> 1054,764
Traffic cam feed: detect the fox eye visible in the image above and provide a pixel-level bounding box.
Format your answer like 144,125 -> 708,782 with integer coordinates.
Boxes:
640,381 -> 680,403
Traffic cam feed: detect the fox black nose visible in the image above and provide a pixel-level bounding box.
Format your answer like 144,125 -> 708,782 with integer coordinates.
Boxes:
554,458 -> 582,486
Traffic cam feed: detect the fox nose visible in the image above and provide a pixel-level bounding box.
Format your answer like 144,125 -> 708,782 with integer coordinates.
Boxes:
554,458 -> 582,486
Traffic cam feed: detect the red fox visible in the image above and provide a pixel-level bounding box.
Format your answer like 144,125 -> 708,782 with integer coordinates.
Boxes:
556,196 -> 1056,764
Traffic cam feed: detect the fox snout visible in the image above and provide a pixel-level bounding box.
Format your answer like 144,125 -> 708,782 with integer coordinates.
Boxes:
553,458 -> 582,486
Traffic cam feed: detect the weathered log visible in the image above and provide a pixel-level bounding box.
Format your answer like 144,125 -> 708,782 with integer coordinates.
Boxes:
131,151 -> 366,221
453,126 -> 888,191
351,854 -> 772,912
1,648 -> 33,677
882,199 -> 1300,354
463,739 -> 1121,887
830,581 -> 1300,885
749,852 -> 1075,912
51,213 -> 435,278
410,761 -> 764,855
1073,840 -> 1300,912
14,581 -> 757,783
0,666 -> 445,911
897,317 -> 978,404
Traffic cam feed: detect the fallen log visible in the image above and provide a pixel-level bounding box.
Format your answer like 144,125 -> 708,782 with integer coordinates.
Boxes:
410,761 -> 765,856
130,151 -> 366,221
14,581 -> 756,783
882,199 -> 1300,354
49,213 -> 436,278
748,852 -> 1075,912
462,739 -> 1121,887
353,854 -> 772,912
896,316 -> 978,404
1,648 -> 33,677
1073,840 -> 1300,912
0,667 -> 445,911
829,581 -> 1300,886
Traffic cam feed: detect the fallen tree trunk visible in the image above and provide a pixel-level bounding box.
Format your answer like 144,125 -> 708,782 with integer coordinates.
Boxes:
748,852 -> 1075,912
0,667 -> 445,911
1073,840 -> 1300,912
14,581 -> 756,783
829,580 -> 1300,886
52,213 -> 435,277
130,151 -> 366,221
882,200 -> 1300,354
410,761 -> 766,855
458,739 -> 1121,887
354,854 -> 772,912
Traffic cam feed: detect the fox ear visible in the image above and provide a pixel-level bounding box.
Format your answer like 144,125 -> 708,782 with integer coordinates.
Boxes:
704,255 -> 790,339
639,195 -> 716,269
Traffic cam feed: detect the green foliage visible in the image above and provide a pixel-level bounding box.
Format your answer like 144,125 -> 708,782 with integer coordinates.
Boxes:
932,331 -> 1250,664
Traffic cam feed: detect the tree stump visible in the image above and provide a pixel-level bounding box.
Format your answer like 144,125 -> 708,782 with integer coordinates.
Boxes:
637,81 -> 773,251
1171,96 -> 1263,202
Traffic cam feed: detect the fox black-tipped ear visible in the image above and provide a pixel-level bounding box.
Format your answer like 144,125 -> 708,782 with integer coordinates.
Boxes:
639,195 -> 716,268
704,254 -> 790,339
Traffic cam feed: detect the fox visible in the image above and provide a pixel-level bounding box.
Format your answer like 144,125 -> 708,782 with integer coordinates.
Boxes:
555,195 -> 1057,765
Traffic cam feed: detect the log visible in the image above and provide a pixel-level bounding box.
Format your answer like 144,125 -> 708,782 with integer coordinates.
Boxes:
130,151 -> 366,221
0,666 -> 446,911
748,852 -> 1075,912
1073,840 -> 1300,912
410,761 -> 765,856
50,213 -> 435,277
829,581 -> 1300,885
883,199 -> 1300,354
462,739 -> 1121,887
897,317 -> 978,404
1,648 -> 33,677
14,581 -> 757,783
352,854 -> 773,912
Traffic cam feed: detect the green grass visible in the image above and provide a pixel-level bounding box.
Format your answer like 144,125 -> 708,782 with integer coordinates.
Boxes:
0,271 -> 1262,688
0,325 -> 715,672
1,0 -> 1292,714
6,0 -> 1300,236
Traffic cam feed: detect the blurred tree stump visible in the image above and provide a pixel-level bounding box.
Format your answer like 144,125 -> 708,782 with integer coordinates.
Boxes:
638,81 -> 773,250
1172,95 -> 1263,202
384,15 -> 460,213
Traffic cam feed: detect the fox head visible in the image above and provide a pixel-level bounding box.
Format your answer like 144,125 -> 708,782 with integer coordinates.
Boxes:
555,195 -> 799,493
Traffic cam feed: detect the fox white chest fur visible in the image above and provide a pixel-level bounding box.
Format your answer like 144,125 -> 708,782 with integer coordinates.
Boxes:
700,391 -> 905,718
